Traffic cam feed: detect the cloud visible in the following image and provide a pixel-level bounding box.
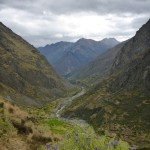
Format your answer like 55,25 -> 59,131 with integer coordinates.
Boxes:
0,0 -> 149,46
1,0 -> 150,15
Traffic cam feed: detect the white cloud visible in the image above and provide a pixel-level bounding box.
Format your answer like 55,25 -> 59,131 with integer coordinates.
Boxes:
0,0 -> 149,46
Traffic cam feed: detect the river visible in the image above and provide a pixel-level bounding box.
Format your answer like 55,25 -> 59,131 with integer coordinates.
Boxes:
55,87 -> 88,127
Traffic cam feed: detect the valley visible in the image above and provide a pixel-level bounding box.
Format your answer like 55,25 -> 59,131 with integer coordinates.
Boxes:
0,30 -> 130,147
0,87 -> 130,150
0,4 -> 150,149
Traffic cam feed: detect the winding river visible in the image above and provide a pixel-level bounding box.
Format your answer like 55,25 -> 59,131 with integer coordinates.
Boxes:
55,87 -> 88,126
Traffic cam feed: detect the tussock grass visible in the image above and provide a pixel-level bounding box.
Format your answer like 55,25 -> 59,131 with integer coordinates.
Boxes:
0,95 -> 130,150
0,96 -> 61,149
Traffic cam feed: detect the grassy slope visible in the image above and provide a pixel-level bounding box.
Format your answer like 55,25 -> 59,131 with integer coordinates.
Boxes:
0,95 -> 62,149
0,22 -> 67,106
0,95 -> 130,150
63,77 -> 150,149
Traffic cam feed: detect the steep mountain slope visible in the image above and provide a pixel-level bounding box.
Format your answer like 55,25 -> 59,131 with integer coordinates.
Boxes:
38,38 -> 119,75
0,22 -> 67,106
69,41 -> 127,84
63,19 -> 150,149
38,41 -> 73,66
111,19 -> 150,91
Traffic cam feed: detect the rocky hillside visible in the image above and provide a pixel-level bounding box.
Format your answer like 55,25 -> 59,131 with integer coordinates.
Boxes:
38,38 -> 119,76
111,19 -> 150,92
63,19 -> 150,149
0,22 -> 67,106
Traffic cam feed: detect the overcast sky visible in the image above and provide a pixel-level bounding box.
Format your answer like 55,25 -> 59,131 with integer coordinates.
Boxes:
0,0 -> 149,47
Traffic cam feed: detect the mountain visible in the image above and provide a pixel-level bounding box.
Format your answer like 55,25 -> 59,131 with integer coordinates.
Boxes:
0,22 -> 67,106
69,41 -> 127,84
63,19 -> 150,149
38,38 -> 119,76
38,41 -> 73,66
111,19 -> 150,92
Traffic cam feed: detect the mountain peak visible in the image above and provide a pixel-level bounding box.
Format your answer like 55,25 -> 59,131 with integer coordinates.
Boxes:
76,38 -> 89,42
100,38 -> 120,48
39,36 -> 119,75
77,38 -> 87,41
78,37 -> 96,42
101,38 -> 119,43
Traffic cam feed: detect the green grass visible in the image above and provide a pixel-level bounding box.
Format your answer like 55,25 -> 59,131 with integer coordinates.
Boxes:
47,118 -> 70,134
0,112 -> 17,138
64,87 -> 81,97
47,118 -> 65,126
41,121 -> 130,150
0,94 -> 131,150
0,119 -> 11,136
62,77 -> 150,149
33,105 -> 130,149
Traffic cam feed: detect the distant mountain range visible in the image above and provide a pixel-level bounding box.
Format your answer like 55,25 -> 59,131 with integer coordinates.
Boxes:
0,22 -> 67,106
63,19 -> 150,149
38,38 -> 119,76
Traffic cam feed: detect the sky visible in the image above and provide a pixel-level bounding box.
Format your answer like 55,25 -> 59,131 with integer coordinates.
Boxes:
0,0 -> 150,47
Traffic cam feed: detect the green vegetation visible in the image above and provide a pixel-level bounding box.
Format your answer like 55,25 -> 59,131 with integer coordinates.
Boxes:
65,87 -> 81,97
63,80 -> 150,149
47,118 -> 69,134
38,121 -> 130,150
0,95 -> 130,150
1,20 -> 150,150
47,118 -> 64,126
0,117 -> 16,138
0,22 -> 67,107
0,96 -> 59,149
57,126 -> 129,150
62,20 -> 150,150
